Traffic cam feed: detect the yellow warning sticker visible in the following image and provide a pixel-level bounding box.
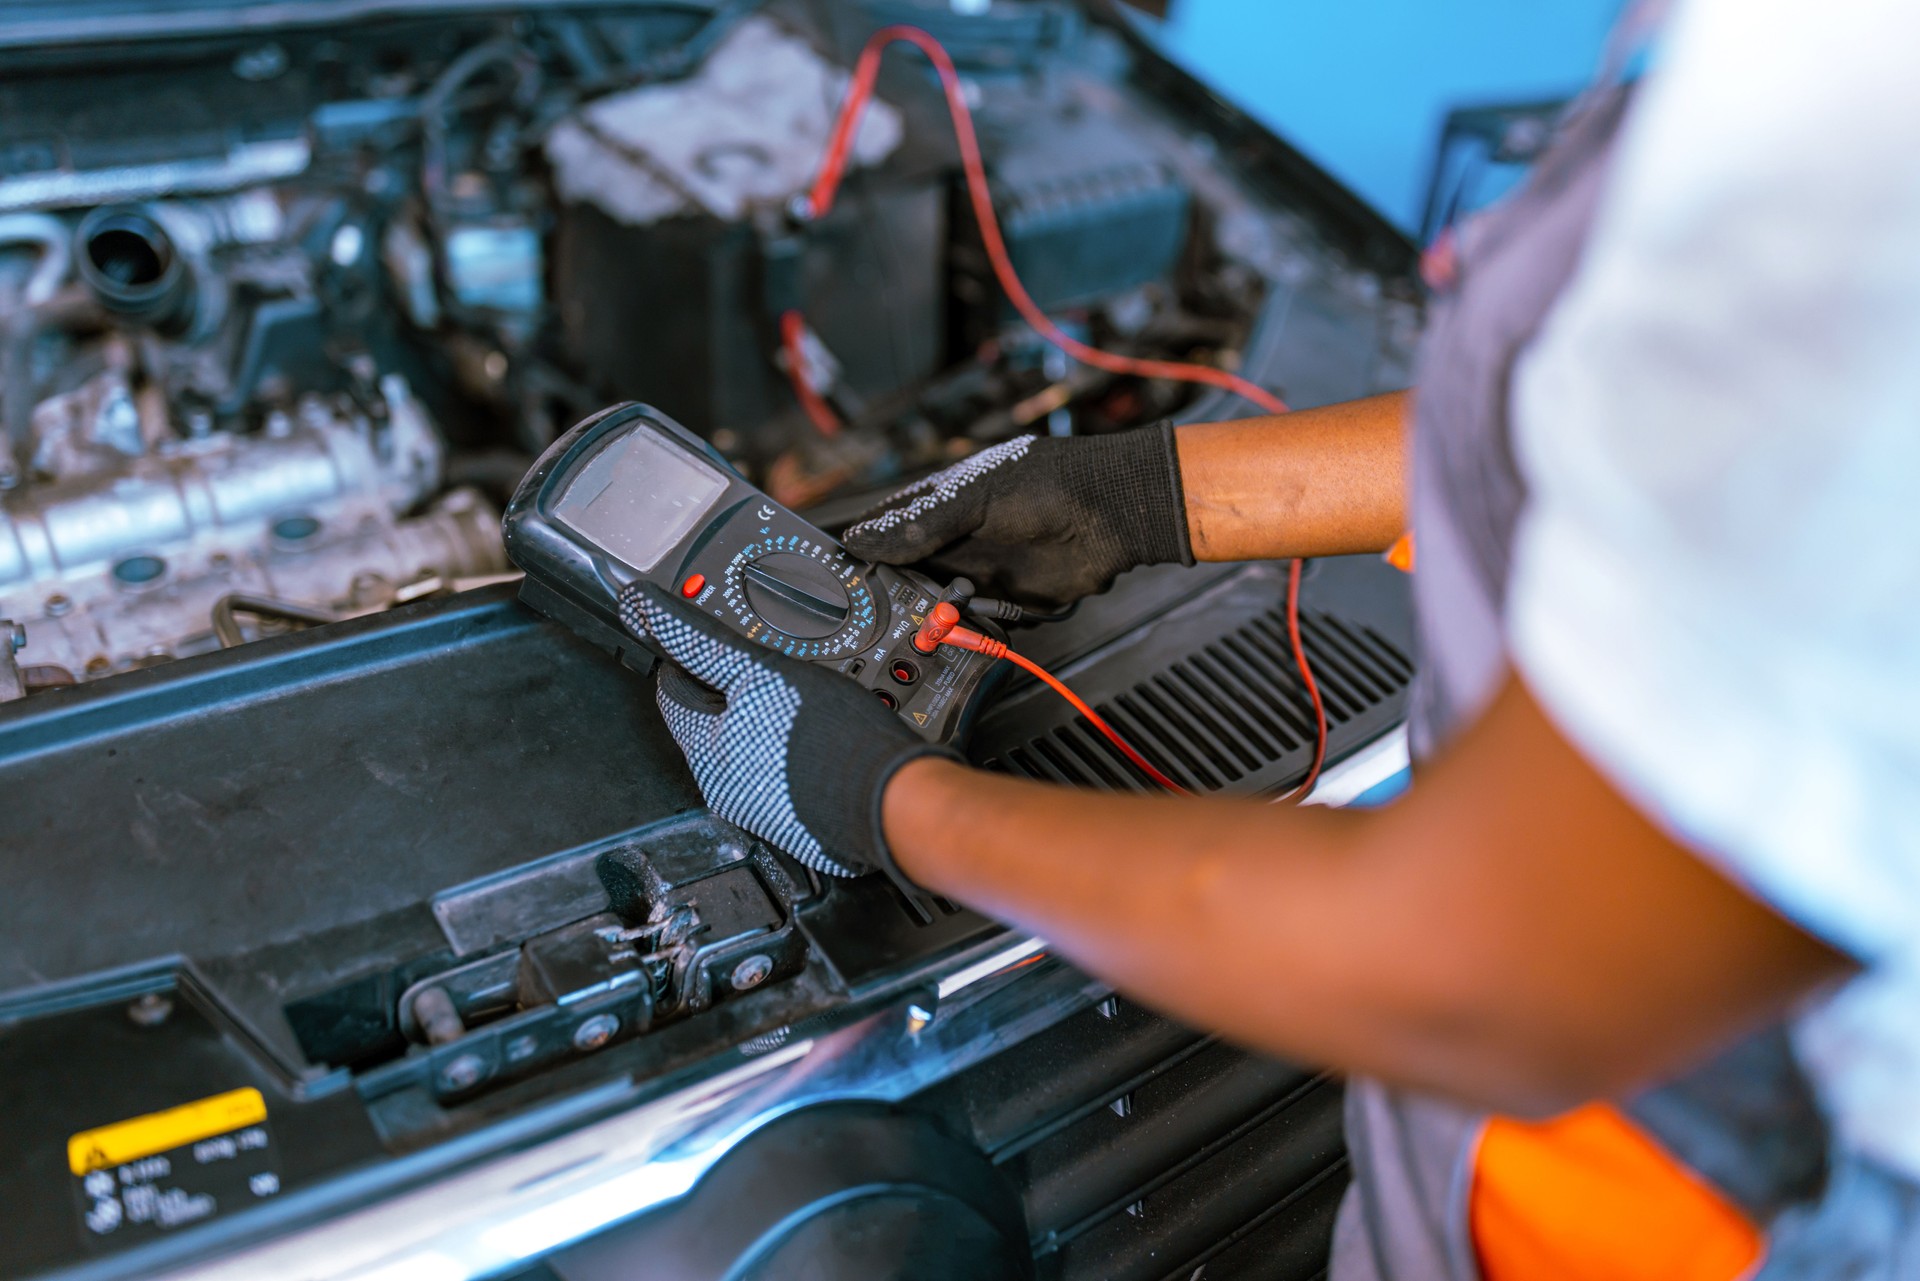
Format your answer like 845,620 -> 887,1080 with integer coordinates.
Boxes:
912,711 -> 928,725
68,1088 -> 267,1176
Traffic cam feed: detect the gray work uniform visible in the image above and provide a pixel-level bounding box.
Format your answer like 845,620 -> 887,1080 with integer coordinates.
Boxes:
1327,56 -> 1920,1281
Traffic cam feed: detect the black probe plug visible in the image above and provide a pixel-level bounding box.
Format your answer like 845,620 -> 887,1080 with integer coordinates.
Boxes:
931,576 -> 1075,630
966,597 -> 1078,626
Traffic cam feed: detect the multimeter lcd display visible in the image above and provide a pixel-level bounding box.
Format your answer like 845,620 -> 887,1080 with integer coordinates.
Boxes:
552,429 -> 730,572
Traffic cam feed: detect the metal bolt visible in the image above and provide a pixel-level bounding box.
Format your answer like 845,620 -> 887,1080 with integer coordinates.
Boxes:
350,572 -> 394,607
5,623 -> 24,653
730,954 -> 774,991
906,1002 -> 935,1033
44,594 -> 72,617
411,985 -> 464,1047
572,1013 -> 620,1052
126,992 -> 174,1027
232,42 -> 288,81
438,1052 -> 488,1092
329,223 -> 364,268
505,1034 -> 539,1063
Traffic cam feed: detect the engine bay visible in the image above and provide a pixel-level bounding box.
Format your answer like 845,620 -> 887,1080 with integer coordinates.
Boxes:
0,0 -> 1414,693
0,3 -> 1421,1277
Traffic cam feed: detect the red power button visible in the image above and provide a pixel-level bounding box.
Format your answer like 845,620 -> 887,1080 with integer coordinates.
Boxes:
680,573 -> 706,598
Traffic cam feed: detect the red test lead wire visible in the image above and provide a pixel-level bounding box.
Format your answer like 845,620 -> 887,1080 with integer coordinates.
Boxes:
779,310 -> 841,438
927,615 -> 1189,795
1001,647 -> 1190,795
811,27 -> 1327,800
801,25 -> 1289,419
1282,558 -> 1327,801
917,600 -> 1326,802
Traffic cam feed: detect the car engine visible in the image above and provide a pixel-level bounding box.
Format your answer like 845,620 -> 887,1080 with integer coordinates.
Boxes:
0,0 -> 1413,694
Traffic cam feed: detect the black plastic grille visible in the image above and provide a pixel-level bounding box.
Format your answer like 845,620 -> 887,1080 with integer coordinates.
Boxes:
915,992 -> 1347,1281
986,607 -> 1412,795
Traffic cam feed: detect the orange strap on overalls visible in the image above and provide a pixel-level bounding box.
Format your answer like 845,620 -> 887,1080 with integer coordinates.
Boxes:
1471,1103 -> 1764,1281
1385,532 -> 1416,573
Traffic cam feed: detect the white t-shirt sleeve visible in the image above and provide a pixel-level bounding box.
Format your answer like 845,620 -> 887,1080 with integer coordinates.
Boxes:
1506,0 -> 1920,967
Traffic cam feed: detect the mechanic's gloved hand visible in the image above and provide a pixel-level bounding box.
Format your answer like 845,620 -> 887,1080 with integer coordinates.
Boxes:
842,422 -> 1192,610
619,584 -> 954,880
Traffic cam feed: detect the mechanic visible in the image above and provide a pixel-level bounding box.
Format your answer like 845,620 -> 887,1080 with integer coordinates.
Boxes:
622,0 -> 1920,1275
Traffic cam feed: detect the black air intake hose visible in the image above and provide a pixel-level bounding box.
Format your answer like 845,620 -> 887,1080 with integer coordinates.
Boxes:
75,205 -> 195,334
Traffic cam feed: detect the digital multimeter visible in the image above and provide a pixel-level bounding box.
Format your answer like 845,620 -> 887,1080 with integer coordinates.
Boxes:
504,403 -> 1000,743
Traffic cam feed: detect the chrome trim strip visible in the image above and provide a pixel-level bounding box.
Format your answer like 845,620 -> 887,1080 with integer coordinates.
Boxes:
0,0 -> 727,50
1301,723 -> 1410,808
158,955 -> 1097,1281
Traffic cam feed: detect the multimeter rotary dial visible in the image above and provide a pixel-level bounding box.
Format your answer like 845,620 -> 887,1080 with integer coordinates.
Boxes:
721,536 -> 879,658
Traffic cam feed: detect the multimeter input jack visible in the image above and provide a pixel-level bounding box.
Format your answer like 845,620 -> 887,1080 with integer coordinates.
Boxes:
889,659 -> 920,686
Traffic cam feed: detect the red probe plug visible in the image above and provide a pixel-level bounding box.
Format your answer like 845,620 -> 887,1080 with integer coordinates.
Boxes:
912,602 -> 963,654
931,621 -> 1007,661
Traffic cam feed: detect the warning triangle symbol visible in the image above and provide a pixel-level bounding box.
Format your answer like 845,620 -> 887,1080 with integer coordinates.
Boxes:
912,712 -> 928,725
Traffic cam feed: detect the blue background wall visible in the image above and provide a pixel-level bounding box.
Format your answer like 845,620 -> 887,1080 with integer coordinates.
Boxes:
1140,1 -> 1623,233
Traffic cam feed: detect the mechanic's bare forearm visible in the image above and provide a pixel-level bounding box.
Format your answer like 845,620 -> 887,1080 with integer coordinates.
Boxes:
883,677 -> 1848,1114
1177,390 -> 1409,561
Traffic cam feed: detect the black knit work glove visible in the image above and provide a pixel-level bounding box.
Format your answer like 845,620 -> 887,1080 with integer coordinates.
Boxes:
841,423 -> 1193,610
619,584 -> 953,880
